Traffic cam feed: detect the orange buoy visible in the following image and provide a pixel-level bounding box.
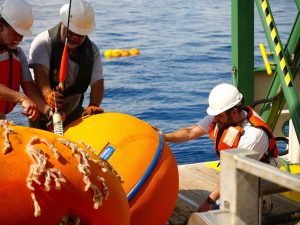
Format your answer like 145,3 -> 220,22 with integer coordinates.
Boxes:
103,48 -> 140,58
0,121 -> 130,225
65,113 -> 179,225
112,49 -> 121,57
129,48 -> 140,55
120,49 -> 130,57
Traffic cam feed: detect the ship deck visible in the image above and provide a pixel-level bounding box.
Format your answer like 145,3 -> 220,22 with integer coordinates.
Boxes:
169,162 -> 300,225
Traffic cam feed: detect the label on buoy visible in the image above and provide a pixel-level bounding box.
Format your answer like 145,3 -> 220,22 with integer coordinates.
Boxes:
100,144 -> 115,160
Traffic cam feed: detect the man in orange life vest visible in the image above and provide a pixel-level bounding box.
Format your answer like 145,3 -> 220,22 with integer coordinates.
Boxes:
0,0 -> 51,121
162,83 -> 281,212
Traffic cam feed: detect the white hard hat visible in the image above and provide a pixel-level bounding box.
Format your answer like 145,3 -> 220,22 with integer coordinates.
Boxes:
60,0 -> 95,36
0,0 -> 33,36
207,83 -> 243,116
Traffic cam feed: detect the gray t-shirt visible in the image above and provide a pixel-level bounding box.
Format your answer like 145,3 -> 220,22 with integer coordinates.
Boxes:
28,30 -> 104,114
29,30 -> 103,88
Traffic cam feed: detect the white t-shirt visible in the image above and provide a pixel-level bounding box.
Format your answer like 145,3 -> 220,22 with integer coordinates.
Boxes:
196,111 -> 281,167
29,30 -> 103,88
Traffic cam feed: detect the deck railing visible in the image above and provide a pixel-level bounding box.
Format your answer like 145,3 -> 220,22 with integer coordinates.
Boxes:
188,149 -> 300,225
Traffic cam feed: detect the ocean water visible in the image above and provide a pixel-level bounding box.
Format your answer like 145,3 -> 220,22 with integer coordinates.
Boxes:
6,0 -> 297,164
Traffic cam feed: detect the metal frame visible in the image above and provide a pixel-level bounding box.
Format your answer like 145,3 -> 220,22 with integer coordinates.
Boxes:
187,2 -> 300,224
232,0 -> 300,142
255,0 -> 300,139
188,150 -> 300,225
231,0 -> 254,105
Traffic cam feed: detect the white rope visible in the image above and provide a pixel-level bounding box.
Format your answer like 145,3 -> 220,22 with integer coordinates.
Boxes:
0,124 -> 115,217
0,120 -> 14,154
58,138 -> 110,209
31,192 -> 41,217
76,140 -> 123,182
25,136 -> 66,217
77,140 -> 98,155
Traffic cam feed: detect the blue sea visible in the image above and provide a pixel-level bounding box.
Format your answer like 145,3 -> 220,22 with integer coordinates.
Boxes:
7,0 -> 297,164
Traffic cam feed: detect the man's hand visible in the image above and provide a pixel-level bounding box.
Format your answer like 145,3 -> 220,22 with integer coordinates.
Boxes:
82,104 -> 104,116
197,197 -> 214,212
45,91 -> 64,109
19,96 -> 39,120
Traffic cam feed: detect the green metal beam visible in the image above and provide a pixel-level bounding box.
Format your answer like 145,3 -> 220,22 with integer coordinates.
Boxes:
286,12 -> 300,71
296,0 -> 300,10
260,12 -> 300,130
255,0 -> 300,142
232,0 -> 254,105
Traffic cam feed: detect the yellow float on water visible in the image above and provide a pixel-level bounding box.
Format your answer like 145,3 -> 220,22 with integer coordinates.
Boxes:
129,48 -> 140,56
112,49 -> 121,57
103,49 -> 113,58
103,48 -> 140,58
120,49 -> 130,57
65,113 -> 179,225
0,121 -> 130,225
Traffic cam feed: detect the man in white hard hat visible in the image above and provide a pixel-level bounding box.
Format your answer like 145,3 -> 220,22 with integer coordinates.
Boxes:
161,83 -> 281,213
0,0 -> 51,121
29,0 -> 104,129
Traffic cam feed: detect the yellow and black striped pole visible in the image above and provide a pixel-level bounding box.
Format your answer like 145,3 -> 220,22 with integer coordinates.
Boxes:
260,0 -> 292,86
256,0 -> 300,141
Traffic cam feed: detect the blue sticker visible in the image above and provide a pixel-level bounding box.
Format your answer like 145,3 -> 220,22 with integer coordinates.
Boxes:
100,145 -> 115,160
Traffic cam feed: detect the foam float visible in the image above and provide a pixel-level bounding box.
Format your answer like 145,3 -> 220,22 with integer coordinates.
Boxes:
0,120 -> 130,225
103,48 -> 140,58
65,112 -> 179,225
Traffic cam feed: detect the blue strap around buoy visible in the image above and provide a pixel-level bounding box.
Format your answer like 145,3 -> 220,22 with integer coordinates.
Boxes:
126,133 -> 164,201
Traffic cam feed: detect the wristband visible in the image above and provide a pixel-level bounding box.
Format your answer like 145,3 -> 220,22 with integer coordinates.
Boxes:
206,196 -> 215,205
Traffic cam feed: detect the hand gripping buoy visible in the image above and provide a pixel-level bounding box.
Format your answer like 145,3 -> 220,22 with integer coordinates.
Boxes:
0,120 -> 130,225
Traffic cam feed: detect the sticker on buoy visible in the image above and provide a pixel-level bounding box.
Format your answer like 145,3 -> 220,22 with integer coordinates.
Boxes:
100,144 -> 115,160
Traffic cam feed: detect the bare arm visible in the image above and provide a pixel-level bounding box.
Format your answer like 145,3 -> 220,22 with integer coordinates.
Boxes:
30,63 -> 52,97
21,81 -> 51,115
89,79 -> 104,106
0,83 -> 27,103
0,83 -> 39,120
209,183 -> 220,201
163,124 -> 208,143
30,63 -> 63,108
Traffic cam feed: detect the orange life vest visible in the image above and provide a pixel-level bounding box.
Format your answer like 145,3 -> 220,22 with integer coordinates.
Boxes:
209,106 -> 278,162
0,49 -> 22,114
